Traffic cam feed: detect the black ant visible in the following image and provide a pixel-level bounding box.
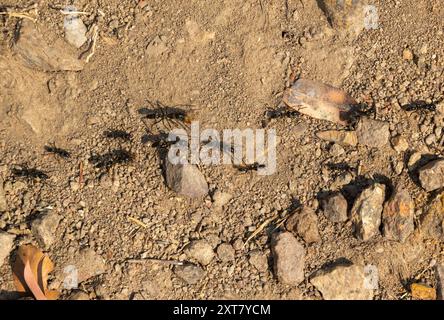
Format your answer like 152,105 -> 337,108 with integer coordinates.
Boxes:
11,166 -> 49,181
262,106 -> 300,127
200,137 -> 245,165
325,162 -> 357,176
401,100 -> 437,112
89,149 -> 133,169
104,130 -> 132,141
346,104 -> 377,127
234,162 -> 267,173
44,145 -> 71,159
138,101 -> 194,130
142,131 -> 183,149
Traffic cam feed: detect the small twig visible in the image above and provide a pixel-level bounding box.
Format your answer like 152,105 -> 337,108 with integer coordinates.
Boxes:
271,217 -> 288,233
85,25 -> 99,63
415,259 -> 437,280
60,10 -> 90,15
127,258 -> 184,266
399,292 -> 409,300
128,217 -> 148,229
0,12 -> 37,22
243,214 -> 280,248
78,162 -> 84,187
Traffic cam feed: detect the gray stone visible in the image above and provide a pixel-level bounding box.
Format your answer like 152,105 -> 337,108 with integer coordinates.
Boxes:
31,211 -> 62,249
311,264 -> 373,300
174,264 -> 205,285
64,12 -> 88,48
356,117 -> 390,148
382,187 -> 414,242
185,240 -> 214,266
419,159 -> 444,192
13,20 -> 84,71
319,0 -> 370,38
351,183 -> 386,241
321,192 -> 348,223
420,192 -> 444,239
286,207 -> 321,243
271,232 -> 305,286
249,250 -> 269,273
164,158 -> 208,198
0,232 -> 15,266
60,248 -> 107,284
216,243 -> 235,262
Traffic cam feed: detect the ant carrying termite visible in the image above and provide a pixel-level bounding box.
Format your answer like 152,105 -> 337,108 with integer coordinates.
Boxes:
142,131 -> 182,149
262,106 -> 300,128
138,101 -> 195,130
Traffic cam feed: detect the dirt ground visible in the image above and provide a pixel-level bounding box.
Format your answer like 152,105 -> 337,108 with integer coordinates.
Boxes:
0,0 -> 443,300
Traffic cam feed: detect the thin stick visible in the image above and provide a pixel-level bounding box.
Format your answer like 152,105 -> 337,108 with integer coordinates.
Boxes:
60,10 -> 90,15
272,217 -> 288,233
78,161 -> 84,187
127,258 -> 184,266
85,25 -> 99,63
128,217 -> 148,229
243,214 -> 279,248
399,292 -> 409,300
0,12 -> 37,22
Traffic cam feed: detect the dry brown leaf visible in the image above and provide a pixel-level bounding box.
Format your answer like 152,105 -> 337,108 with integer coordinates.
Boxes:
283,79 -> 357,126
23,260 -> 47,300
12,244 -> 59,300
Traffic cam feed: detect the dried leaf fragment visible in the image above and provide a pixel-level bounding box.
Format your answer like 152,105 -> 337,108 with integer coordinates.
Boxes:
12,244 -> 59,300
283,79 -> 357,125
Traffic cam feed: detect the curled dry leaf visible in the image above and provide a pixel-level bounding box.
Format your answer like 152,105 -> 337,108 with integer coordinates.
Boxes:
283,79 -> 357,125
12,244 -> 59,300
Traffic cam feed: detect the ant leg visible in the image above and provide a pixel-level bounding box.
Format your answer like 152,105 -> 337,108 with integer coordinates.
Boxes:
172,118 -> 189,131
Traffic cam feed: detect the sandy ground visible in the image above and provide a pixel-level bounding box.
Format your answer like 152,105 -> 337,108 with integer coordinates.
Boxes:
0,0 -> 443,300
